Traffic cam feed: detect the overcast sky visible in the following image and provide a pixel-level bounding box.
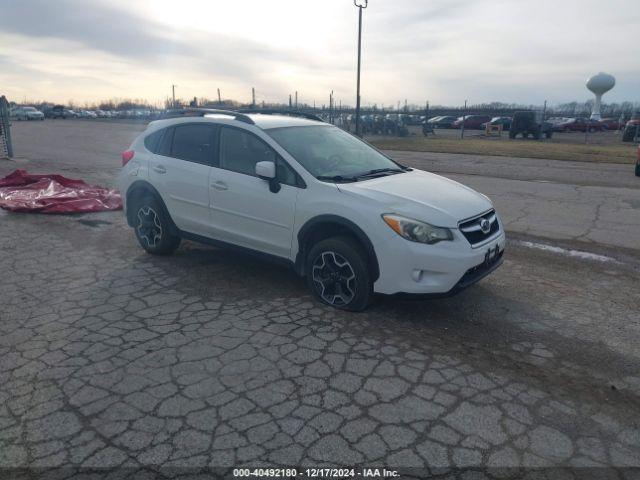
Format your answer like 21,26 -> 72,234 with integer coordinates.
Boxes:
1,0 -> 638,107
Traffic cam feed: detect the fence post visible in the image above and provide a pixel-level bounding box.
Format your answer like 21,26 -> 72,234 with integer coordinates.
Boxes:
0,95 -> 14,158
460,100 -> 467,139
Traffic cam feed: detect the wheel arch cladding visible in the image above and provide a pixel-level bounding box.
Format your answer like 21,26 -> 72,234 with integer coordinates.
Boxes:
296,214 -> 380,281
125,181 -> 178,234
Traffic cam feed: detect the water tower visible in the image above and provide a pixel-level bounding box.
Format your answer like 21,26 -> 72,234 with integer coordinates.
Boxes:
586,72 -> 615,120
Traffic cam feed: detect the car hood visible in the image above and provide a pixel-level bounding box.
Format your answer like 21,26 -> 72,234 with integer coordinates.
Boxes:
336,169 -> 493,228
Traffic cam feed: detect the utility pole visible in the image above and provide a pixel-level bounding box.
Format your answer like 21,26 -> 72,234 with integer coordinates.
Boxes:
171,84 -> 177,108
295,91 -> 298,109
354,0 -> 368,137
330,91 -> 334,124
289,94 -> 292,109
217,88 -> 221,104
541,100 -> 547,141
252,87 -> 256,108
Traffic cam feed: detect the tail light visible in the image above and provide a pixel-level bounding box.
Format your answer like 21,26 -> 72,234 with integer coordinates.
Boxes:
121,150 -> 135,166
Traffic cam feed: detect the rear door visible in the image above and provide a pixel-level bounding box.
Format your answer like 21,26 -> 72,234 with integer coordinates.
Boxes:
148,123 -> 218,236
208,126 -> 301,259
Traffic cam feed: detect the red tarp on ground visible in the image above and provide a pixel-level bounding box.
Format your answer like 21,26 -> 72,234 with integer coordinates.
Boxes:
0,169 -> 122,213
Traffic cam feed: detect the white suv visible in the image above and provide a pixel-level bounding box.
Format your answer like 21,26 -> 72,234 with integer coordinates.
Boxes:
119,109 -> 505,311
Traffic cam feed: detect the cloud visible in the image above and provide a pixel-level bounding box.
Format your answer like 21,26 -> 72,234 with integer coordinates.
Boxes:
1,0 -> 193,59
0,0 -> 638,105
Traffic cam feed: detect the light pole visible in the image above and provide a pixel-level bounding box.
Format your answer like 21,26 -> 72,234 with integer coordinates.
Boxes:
354,0 -> 367,137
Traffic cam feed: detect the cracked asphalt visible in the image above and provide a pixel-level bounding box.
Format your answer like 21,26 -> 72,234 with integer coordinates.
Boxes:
0,120 -> 639,477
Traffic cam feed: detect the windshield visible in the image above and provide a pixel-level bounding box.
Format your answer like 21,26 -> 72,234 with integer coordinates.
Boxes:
24,107 -> 37,111
266,125 -> 402,179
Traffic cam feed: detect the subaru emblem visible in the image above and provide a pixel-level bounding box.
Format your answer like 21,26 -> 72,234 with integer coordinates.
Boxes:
480,218 -> 491,234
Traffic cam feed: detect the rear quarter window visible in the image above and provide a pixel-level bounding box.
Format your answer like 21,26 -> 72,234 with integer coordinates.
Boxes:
144,129 -> 165,154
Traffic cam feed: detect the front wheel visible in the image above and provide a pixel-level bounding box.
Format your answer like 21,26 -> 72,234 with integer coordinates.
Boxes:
132,195 -> 181,255
306,236 -> 373,311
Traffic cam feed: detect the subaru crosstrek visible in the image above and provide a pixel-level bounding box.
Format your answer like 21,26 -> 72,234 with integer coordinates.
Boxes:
119,109 -> 505,311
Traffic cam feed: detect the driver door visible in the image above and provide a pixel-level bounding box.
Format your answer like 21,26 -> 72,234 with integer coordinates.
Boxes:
208,126 -> 301,259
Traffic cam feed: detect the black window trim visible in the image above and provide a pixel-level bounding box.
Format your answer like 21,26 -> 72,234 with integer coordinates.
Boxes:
217,125 -> 306,189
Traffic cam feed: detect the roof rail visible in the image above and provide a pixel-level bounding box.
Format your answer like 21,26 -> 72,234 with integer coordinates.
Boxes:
238,109 -> 324,122
160,108 -> 255,124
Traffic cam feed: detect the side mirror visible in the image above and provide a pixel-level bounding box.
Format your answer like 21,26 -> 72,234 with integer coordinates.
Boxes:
255,161 -> 280,193
255,161 -> 276,180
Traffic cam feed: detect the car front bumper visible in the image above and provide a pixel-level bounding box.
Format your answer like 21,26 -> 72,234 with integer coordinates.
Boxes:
373,229 -> 506,295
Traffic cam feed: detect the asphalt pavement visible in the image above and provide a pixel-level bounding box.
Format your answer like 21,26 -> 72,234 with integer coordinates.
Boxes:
0,120 -> 638,476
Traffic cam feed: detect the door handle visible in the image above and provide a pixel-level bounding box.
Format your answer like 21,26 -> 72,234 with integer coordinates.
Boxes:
210,181 -> 228,191
153,165 -> 167,174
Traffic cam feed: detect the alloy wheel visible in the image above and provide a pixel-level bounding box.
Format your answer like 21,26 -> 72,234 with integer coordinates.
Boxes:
312,251 -> 356,306
136,206 -> 163,248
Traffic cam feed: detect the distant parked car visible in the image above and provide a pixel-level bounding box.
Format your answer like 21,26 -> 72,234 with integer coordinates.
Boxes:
400,114 -> 421,126
552,117 -> 603,132
481,116 -> 512,131
47,105 -> 69,119
79,110 -> 97,119
428,116 -> 457,128
599,118 -> 622,130
452,115 -> 492,129
10,106 -> 45,121
509,110 -> 553,139
622,112 -> 640,142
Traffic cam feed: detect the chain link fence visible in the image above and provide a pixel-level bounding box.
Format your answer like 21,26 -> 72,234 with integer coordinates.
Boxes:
0,96 -> 14,158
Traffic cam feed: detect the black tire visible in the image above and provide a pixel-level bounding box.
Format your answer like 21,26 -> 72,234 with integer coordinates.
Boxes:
545,131 -> 553,139
131,195 -> 180,255
521,132 -> 528,139
533,131 -> 541,140
636,163 -> 640,177
564,127 -> 571,133
508,131 -> 516,139
306,236 -> 373,312
622,128 -> 634,142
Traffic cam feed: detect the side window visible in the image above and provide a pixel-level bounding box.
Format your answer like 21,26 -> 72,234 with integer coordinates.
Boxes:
157,127 -> 174,157
170,124 -> 217,165
219,127 -> 276,176
275,156 -> 299,186
144,129 -> 165,153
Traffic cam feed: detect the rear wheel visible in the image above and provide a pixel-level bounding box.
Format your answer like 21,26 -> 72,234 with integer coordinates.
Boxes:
306,236 -> 372,311
132,195 -> 180,255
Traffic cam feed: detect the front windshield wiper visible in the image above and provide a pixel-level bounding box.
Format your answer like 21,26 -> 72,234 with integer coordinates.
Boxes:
316,175 -> 358,183
353,168 -> 405,179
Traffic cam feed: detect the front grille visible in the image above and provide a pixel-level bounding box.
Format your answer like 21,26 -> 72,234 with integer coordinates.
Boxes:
459,209 -> 500,246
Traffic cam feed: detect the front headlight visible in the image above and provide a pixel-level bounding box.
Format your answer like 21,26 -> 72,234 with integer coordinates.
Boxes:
382,214 -> 453,244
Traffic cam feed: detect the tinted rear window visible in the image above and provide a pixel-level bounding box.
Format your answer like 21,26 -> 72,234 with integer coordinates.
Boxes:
170,124 -> 217,165
144,129 -> 165,153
